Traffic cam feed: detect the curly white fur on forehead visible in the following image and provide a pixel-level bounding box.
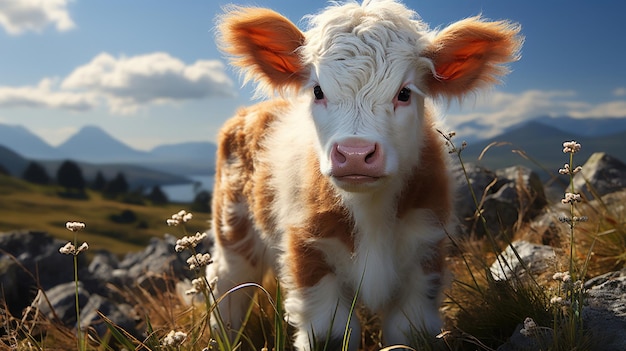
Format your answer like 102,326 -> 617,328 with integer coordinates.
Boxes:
299,0 -> 434,101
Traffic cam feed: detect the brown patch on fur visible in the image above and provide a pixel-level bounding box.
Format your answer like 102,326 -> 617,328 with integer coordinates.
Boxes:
281,149 -> 355,288
212,100 -> 290,258
303,153 -> 356,250
286,227 -> 335,289
423,16 -> 523,98
396,115 -> 451,224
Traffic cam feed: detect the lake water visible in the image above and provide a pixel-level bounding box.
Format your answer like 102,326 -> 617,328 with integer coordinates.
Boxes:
162,174 -> 215,203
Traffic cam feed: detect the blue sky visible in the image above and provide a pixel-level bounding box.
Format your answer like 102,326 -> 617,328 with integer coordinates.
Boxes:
1,0 -> 625,150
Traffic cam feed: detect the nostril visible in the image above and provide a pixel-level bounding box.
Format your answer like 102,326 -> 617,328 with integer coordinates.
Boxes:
332,144 -> 347,163
364,146 -> 377,164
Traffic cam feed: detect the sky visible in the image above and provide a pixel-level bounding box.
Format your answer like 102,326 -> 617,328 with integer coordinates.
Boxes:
0,0 -> 625,151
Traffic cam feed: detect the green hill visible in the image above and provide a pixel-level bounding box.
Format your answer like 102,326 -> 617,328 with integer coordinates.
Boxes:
0,174 -> 211,256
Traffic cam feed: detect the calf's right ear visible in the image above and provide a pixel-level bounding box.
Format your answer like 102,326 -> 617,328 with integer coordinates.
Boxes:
217,7 -> 307,95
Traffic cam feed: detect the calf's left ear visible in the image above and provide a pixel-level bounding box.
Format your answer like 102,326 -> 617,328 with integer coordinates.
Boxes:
423,17 -> 523,98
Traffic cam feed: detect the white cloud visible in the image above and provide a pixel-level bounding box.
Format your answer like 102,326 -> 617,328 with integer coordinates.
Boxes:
0,52 -> 236,114
61,52 -> 236,114
0,0 -> 75,35
0,78 -> 97,110
613,87 -> 626,97
568,100 -> 626,119
447,89 -> 626,141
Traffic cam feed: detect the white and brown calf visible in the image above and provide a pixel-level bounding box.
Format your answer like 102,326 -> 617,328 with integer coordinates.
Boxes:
207,0 -> 522,349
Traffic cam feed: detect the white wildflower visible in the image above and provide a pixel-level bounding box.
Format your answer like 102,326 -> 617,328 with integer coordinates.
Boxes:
175,232 -> 207,252
562,272 -> 572,282
550,296 -> 563,305
187,253 -> 212,270
162,330 -> 187,347
59,242 -> 75,255
519,317 -> 537,337
77,242 -> 89,253
552,271 -> 571,282
562,141 -> 581,153
558,163 -> 570,174
65,221 -> 85,232
184,278 -> 206,295
168,210 -> 193,226
561,192 -> 581,204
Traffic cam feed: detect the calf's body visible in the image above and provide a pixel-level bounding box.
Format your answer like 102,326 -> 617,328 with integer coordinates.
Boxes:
207,1 -> 522,349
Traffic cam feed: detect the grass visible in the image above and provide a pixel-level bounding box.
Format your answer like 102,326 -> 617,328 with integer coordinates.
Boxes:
0,174 -> 211,256
2,137 -> 626,350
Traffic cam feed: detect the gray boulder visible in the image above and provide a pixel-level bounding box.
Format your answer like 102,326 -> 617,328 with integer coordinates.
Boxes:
489,240 -> 556,281
459,165 -> 547,237
0,230 -> 84,316
573,152 -> 626,199
583,269 -> 626,350
37,281 -> 90,326
0,230 -> 213,338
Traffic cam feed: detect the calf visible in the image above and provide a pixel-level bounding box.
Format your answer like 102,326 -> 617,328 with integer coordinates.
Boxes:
207,0 -> 522,349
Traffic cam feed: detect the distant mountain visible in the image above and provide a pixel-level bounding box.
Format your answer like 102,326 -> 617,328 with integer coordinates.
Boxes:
531,116 -> 626,137
0,144 -> 29,176
461,121 -> 626,178
57,125 -> 150,163
0,143 -> 185,187
0,124 -> 62,159
0,123 -> 217,187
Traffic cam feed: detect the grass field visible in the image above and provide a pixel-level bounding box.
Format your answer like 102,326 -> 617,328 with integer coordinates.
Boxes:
0,174 -> 212,256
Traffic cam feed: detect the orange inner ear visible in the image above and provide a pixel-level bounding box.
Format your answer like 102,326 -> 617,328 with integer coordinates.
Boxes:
219,7 -> 307,90
434,40 -> 490,81
424,17 -> 522,97
241,27 -> 303,75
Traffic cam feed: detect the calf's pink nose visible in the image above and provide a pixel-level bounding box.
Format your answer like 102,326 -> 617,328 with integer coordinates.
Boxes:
330,140 -> 384,177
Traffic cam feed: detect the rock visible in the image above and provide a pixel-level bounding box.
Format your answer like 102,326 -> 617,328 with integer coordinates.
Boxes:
583,269 -> 626,350
573,152 -> 626,199
79,294 -> 138,338
489,241 -> 556,281
37,281 -> 90,326
0,230 -> 212,338
495,166 -> 547,213
118,234 -> 192,283
88,249 -> 120,282
0,230 -> 85,316
496,322 -> 553,351
36,281 -> 140,338
459,165 -> 547,237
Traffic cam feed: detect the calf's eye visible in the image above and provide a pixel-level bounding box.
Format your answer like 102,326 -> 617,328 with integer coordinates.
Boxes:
397,87 -> 411,102
313,85 -> 325,100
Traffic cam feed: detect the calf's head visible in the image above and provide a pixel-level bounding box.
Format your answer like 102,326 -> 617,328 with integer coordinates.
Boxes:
218,0 -> 522,192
